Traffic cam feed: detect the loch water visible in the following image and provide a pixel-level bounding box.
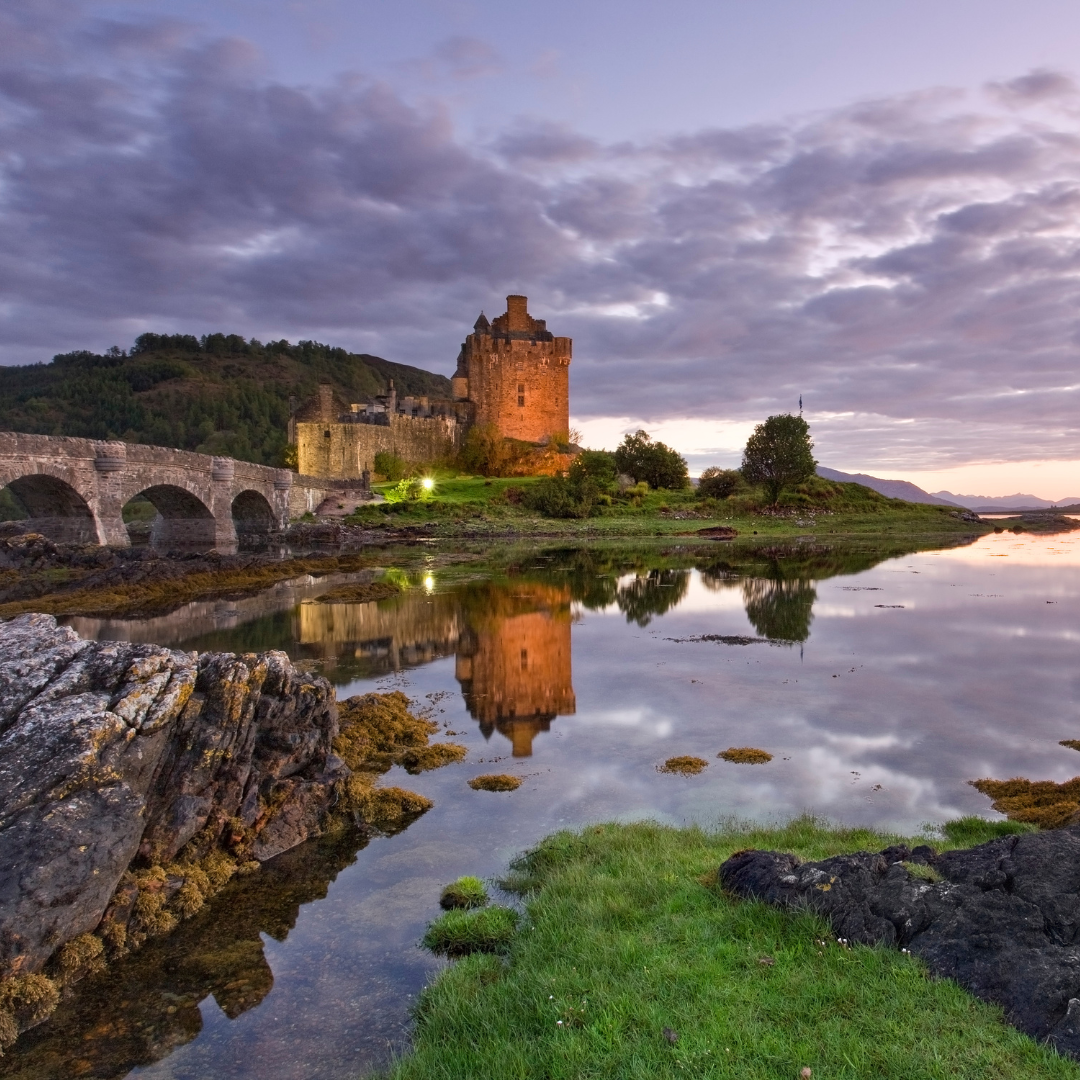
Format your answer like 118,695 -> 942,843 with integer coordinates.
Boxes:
6,530 -> 1080,1079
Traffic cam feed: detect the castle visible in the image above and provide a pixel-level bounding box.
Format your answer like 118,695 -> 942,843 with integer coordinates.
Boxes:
292,295 -> 571,478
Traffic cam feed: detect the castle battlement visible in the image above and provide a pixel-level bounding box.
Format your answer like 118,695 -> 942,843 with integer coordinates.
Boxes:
454,295 -> 571,443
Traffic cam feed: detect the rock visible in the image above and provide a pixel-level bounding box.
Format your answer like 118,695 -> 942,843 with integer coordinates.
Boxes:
0,614 -> 342,982
719,828 -> 1080,1058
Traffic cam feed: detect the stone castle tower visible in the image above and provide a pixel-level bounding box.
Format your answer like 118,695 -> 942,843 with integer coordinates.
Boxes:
452,295 -> 571,443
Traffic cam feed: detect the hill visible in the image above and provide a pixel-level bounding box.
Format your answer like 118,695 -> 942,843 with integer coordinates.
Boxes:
817,466 -> 959,506
0,333 -> 451,467
931,490 -> 1080,512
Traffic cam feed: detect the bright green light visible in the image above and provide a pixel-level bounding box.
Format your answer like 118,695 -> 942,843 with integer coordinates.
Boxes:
421,477 -> 434,490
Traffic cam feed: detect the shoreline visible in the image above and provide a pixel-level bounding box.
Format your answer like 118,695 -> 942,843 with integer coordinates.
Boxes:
390,817 -> 1079,1079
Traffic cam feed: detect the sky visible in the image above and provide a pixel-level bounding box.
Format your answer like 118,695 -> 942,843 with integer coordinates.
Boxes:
4,2 -> 1080,495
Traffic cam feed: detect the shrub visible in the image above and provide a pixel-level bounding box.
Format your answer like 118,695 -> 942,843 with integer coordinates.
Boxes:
440,876 -> 490,910
697,467 -> 743,500
421,905 -> 519,956
614,431 -> 688,489
568,449 -> 617,488
522,475 -> 601,518
374,451 -> 410,481
459,424 -> 513,476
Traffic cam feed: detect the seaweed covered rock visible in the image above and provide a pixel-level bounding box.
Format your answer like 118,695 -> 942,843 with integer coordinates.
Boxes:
719,826 -> 1080,1059
0,616 -> 341,986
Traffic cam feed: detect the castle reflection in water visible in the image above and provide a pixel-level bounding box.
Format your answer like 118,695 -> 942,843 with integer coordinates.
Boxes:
297,582 -> 576,756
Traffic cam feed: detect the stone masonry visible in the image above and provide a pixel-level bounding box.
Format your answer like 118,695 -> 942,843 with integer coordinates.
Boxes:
453,295 -> 572,444
0,431 -> 347,551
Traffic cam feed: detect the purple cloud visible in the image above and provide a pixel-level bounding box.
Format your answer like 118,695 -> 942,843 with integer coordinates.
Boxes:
2,6 -> 1080,471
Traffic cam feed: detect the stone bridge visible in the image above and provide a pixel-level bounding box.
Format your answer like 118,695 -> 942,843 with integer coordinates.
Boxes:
0,432 -> 358,551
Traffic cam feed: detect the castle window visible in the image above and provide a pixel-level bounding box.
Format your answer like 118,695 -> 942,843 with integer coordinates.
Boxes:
323,429 -> 331,439
520,648 -> 528,670
518,396 -> 525,407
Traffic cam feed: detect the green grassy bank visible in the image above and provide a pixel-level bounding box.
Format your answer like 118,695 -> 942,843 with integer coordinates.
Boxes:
389,818 -> 1076,1080
349,474 -> 990,541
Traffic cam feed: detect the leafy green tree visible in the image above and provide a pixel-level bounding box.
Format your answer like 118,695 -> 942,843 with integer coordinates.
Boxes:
740,414 -> 816,504
613,431 -> 688,490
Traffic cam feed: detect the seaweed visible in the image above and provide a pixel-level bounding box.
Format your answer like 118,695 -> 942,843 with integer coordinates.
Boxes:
969,776 -> 1080,829
658,756 -> 708,775
468,774 -> 523,792
314,581 -> 402,604
719,747 -> 773,765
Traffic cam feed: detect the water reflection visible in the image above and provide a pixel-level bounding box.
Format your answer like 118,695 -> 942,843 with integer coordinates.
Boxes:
455,583 -> 575,756
2,828 -> 374,1080
28,533 -> 1075,1080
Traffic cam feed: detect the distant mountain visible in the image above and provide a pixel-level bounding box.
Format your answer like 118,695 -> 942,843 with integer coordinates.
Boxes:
932,491 -> 1080,511
817,467 -> 960,506
0,332 -> 451,467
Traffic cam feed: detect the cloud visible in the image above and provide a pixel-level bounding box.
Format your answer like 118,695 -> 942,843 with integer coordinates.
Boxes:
987,68 -> 1078,107
2,6 -> 1080,472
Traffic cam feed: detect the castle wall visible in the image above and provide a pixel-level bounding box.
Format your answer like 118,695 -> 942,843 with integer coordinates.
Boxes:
295,414 -> 461,478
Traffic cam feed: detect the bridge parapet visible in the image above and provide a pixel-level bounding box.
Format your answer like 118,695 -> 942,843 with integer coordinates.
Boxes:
0,432 -> 347,551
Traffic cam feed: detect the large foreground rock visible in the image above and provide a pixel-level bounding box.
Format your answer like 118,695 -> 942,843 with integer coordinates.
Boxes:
0,613 -> 344,979
720,829 -> 1080,1058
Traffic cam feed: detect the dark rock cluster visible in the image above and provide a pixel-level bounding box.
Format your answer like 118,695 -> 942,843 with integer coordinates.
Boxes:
720,828 -> 1080,1058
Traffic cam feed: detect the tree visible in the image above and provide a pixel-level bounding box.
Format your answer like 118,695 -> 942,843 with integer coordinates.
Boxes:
613,431 -> 688,490
740,414 -> 816,504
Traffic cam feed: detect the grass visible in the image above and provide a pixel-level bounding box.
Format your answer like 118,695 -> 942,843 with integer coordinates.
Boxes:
346,474 -> 993,542
388,817 -> 1079,1079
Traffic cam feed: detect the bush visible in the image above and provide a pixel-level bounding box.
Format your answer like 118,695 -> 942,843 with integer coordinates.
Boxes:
614,431 -> 688,489
697,467 -> 743,499
374,451 -> 410,481
459,424 -> 515,476
522,475 -> 602,518
568,449 -> 617,488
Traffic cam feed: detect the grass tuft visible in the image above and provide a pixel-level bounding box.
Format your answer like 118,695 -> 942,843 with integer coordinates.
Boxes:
440,876 -> 491,910
939,816 -> 1036,846
421,906 -> 520,957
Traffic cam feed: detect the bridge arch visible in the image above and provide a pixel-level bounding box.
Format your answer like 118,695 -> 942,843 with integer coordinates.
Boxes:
231,489 -> 276,540
0,468 -> 100,543
129,483 -> 217,550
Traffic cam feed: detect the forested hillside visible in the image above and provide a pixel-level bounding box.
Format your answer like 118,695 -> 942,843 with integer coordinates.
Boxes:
0,333 -> 452,466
